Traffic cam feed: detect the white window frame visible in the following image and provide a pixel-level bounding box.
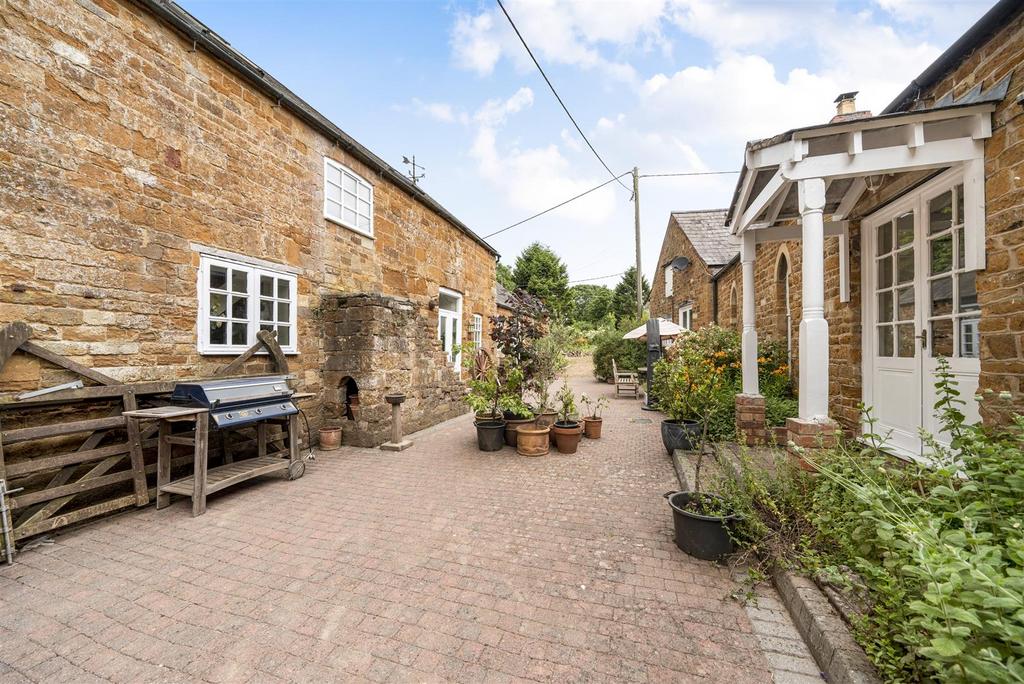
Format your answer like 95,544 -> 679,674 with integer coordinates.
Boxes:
197,253 -> 298,355
470,314 -> 483,351
664,264 -> 673,297
323,157 -> 374,238
678,303 -> 692,331
437,287 -> 464,370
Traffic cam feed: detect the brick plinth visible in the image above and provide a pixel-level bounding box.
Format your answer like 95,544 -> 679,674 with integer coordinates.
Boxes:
735,393 -> 767,446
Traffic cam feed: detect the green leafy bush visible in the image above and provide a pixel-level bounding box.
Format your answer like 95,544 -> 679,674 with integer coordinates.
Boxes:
591,326 -> 645,381
765,396 -> 798,427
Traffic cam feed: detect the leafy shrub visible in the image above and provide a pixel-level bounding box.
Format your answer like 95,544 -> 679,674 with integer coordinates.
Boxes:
591,326 -> 645,381
765,396 -> 798,427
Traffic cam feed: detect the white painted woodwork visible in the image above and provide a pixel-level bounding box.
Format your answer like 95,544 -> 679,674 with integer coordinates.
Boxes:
797,178 -> 830,421
847,130 -> 863,156
839,224 -> 850,303
754,222 -> 846,243
741,231 -> 759,396
782,137 -> 983,181
963,156 -> 986,270
834,177 -> 867,219
905,122 -> 925,149
736,170 -> 786,233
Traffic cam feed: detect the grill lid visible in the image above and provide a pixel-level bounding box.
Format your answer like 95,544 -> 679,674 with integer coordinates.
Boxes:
171,375 -> 293,408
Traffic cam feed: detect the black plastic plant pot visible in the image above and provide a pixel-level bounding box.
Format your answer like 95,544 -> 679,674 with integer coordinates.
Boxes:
661,419 -> 701,455
475,420 -> 507,451
664,491 -> 738,561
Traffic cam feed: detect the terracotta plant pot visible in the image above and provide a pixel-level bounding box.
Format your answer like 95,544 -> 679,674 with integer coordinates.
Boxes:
535,409 -> 558,430
319,427 -> 342,451
551,421 -> 583,454
583,417 -> 603,439
503,414 -> 536,447
516,425 -> 551,456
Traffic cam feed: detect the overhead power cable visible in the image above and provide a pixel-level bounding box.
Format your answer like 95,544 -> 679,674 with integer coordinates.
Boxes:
568,272 -> 625,284
483,172 -> 630,239
639,170 -> 740,178
496,0 -> 631,194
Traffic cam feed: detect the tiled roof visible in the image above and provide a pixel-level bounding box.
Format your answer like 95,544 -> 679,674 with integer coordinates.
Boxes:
496,283 -> 515,309
670,209 -> 738,267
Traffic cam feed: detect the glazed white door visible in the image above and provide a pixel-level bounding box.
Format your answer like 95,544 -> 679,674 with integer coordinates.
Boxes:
863,172 -> 981,459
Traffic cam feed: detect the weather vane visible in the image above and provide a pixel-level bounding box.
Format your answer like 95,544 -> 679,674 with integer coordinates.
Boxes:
403,155 -> 425,185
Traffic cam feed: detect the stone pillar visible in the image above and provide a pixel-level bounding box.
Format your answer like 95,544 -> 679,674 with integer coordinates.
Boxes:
735,393 -> 767,447
797,178 -> 830,422
380,393 -> 412,452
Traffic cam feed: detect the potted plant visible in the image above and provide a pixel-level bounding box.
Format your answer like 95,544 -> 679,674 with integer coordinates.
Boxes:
579,394 -> 607,439
497,364 -> 535,447
530,325 -> 569,433
516,416 -> 551,457
652,348 -> 710,454
465,366 -> 507,452
551,381 -> 583,454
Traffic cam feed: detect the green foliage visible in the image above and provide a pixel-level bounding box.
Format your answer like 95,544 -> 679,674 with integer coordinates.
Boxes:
496,261 -> 515,290
611,267 -> 650,324
765,396 -> 798,427
465,365 -> 531,419
556,380 -> 577,424
591,325 -> 645,382
531,323 -> 571,412
489,292 -> 545,393
512,243 -> 569,317
579,393 -> 607,419
717,360 -> 1024,682
566,284 -> 613,326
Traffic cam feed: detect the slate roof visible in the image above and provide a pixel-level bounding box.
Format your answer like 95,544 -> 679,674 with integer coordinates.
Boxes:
670,209 -> 738,267
496,283 -> 515,310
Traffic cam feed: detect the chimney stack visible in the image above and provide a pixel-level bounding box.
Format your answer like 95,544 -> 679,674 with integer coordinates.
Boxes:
835,91 -> 858,116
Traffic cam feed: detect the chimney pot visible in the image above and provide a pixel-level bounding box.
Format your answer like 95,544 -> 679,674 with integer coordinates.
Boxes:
834,91 -> 858,116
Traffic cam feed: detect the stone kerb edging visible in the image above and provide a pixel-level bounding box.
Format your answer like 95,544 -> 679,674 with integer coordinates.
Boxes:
669,448 -> 881,684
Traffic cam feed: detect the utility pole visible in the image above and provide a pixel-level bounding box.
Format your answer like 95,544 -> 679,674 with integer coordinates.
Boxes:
402,155 -> 425,185
632,166 -> 643,319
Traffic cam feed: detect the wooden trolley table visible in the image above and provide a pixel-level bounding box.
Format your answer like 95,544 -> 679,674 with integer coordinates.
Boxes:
123,406 -> 304,517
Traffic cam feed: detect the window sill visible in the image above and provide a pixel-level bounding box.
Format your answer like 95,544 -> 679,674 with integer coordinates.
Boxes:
197,347 -> 300,357
325,214 -> 374,240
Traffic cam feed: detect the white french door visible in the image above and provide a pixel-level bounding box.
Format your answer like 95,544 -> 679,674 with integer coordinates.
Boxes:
437,288 -> 463,371
862,170 -> 980,459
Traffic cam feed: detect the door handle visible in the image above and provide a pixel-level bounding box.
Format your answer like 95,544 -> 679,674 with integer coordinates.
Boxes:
916,328 -> 928,349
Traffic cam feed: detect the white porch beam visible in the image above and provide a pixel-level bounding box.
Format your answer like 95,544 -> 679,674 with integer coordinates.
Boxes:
834,177 -> 867,220
847,130 -> 863,156
782,137 -> 983,181
729,161 -> 759,233
736,170 -> 786,233
905,122 -> 925,149
971,113 -> 992,139
753,221 -> 847,243
963,156 -> 987,270
797,178 -> 830,421
740,231 -> 759,396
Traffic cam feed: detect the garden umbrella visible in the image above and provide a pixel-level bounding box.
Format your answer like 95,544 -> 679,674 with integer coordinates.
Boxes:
622,318 -> 683,340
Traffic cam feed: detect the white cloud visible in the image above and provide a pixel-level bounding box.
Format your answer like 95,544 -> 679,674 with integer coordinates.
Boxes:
412,98 -> 457,123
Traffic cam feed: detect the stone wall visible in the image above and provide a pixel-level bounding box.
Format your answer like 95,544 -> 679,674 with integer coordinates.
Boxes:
321,294 -> 467,447
649,218 -> 720,328
0,0 -> 497,435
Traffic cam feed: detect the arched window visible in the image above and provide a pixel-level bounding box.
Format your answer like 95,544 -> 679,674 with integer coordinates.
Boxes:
775,250 -> 793,373
729,284 -> 739,331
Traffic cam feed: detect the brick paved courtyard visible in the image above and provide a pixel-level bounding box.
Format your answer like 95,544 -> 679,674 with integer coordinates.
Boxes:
0,361 -> 818,683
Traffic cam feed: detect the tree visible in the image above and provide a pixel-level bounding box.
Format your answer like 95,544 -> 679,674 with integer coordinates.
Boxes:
496,262 -> 515,291
611,267 -> 650,325
511,242 -> 569,317
566,284 -> 613,326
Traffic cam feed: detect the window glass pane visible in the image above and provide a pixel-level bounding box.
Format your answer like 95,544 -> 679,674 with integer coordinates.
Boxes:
343,191 -> 357,209
878,326 -> 893,357
877,291 -> 893,323
260,324 -> 274,332
326,199 -> 342,218
277,325 -> 290,347
231,269 -> 247,293
357,199 -> 370,216
897,324 -> 915,357
931,319 -> 954,358
930,277 -> 953,316
210,265 -> 228,290
343,208 -> 357,225
357,215 -> 369,231
357,184 -> 370,201
896,250 -> 914,284
878,256 -> 893,288
958,272 -> 978,312
326,183 -> 341,202
343,174 -> 356,193
326,164 -> 341,185
959,317 -> 979,358
277,302 -> 290,322
877,222 -> 892,255
260,299 -> 274,321
929,190 -> 953,233
277,279 -> 290,299
956,227 -> 965,269
930,235 -> 952,275
955,184 -> 964,225
897,286 -> 914,321
231,295 -> 248,319
439,291 -> 460,312
231,322 -> 247,345
209,293 -> 227,317
260,275 -> 273,297
896,213 -> 914,246
209,320 -> 227,345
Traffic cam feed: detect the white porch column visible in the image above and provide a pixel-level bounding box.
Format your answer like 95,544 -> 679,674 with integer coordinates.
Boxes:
798,177 -> 830,421
740,231 -> 759,396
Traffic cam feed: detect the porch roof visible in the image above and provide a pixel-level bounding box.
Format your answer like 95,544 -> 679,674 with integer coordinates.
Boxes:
724,73 -> 1010,237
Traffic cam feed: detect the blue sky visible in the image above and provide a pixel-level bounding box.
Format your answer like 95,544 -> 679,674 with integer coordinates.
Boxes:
179,0 -> 993,287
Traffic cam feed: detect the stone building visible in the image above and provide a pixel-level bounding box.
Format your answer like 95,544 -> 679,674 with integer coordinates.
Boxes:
0,0 -> 499,444
648,210 -> 739,332
718,0 -> 1023,457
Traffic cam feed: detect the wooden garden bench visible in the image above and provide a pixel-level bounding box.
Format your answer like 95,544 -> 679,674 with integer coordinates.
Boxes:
612,359 -> 640,398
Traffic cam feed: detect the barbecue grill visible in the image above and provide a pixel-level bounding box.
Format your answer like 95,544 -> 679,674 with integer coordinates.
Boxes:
171,375 -> 298,429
